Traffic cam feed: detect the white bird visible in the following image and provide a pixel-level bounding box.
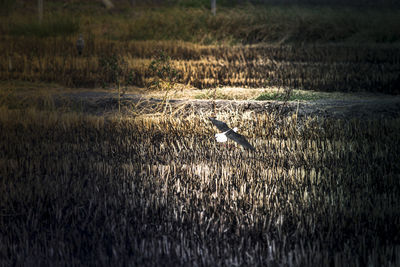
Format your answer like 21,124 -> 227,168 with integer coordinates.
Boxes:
215,127 -> 238,142
209,117 -> 255,151
76,34 -> 84,55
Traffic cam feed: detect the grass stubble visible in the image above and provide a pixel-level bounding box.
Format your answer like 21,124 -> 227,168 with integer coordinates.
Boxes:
0,101 -> 399,266
1,3 -> 400,94
2,38 -> 400,94
1,2 -> 400,265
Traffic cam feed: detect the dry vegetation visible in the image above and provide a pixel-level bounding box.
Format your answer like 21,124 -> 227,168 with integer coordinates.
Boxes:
1,1 -> 400,93
1,38 -> 400,93
1,1 -> 400,265
0,103 -> 399,265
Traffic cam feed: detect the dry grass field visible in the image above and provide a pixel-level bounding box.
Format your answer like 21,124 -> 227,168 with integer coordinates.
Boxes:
0,98 -> 399,265
1,1 -> 400,93
1,1 -> 400,266
2,39 -> 400,93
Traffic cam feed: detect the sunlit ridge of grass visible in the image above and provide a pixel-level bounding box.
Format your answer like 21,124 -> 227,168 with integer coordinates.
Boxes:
255,90 -> 324,101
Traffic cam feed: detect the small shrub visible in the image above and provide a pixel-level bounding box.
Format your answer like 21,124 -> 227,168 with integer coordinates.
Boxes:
147,50 -> 181,90
99,54 -> 135,88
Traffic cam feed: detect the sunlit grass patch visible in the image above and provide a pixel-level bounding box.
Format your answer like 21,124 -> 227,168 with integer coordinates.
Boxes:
195,88 -> 237,100
256,90 -> 324,101
1,41 -> 399,93
194,87 -> 265,100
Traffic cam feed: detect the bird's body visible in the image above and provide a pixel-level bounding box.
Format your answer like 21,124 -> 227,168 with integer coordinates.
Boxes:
209,117 -> 255,151
76,34 -> 84,55
215,127 -> 238,143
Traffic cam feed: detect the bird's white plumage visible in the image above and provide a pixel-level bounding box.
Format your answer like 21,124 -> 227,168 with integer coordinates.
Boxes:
215,133 -> 227,142
209,117 -> 255,151
215,127 -> 237,143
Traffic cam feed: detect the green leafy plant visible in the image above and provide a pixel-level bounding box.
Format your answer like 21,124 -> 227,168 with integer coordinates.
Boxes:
99,54 -> 135,113
147,50 -> 181,91
99,54 -> 135,87
146,50 -> 182,114
99,54 -> 123,87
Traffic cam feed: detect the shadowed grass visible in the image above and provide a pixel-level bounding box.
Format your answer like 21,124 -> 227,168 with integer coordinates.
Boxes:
122,6 -> 400,44
8,15 -> 79,38
3,3 -> 400,44
0,0 -> 15,16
